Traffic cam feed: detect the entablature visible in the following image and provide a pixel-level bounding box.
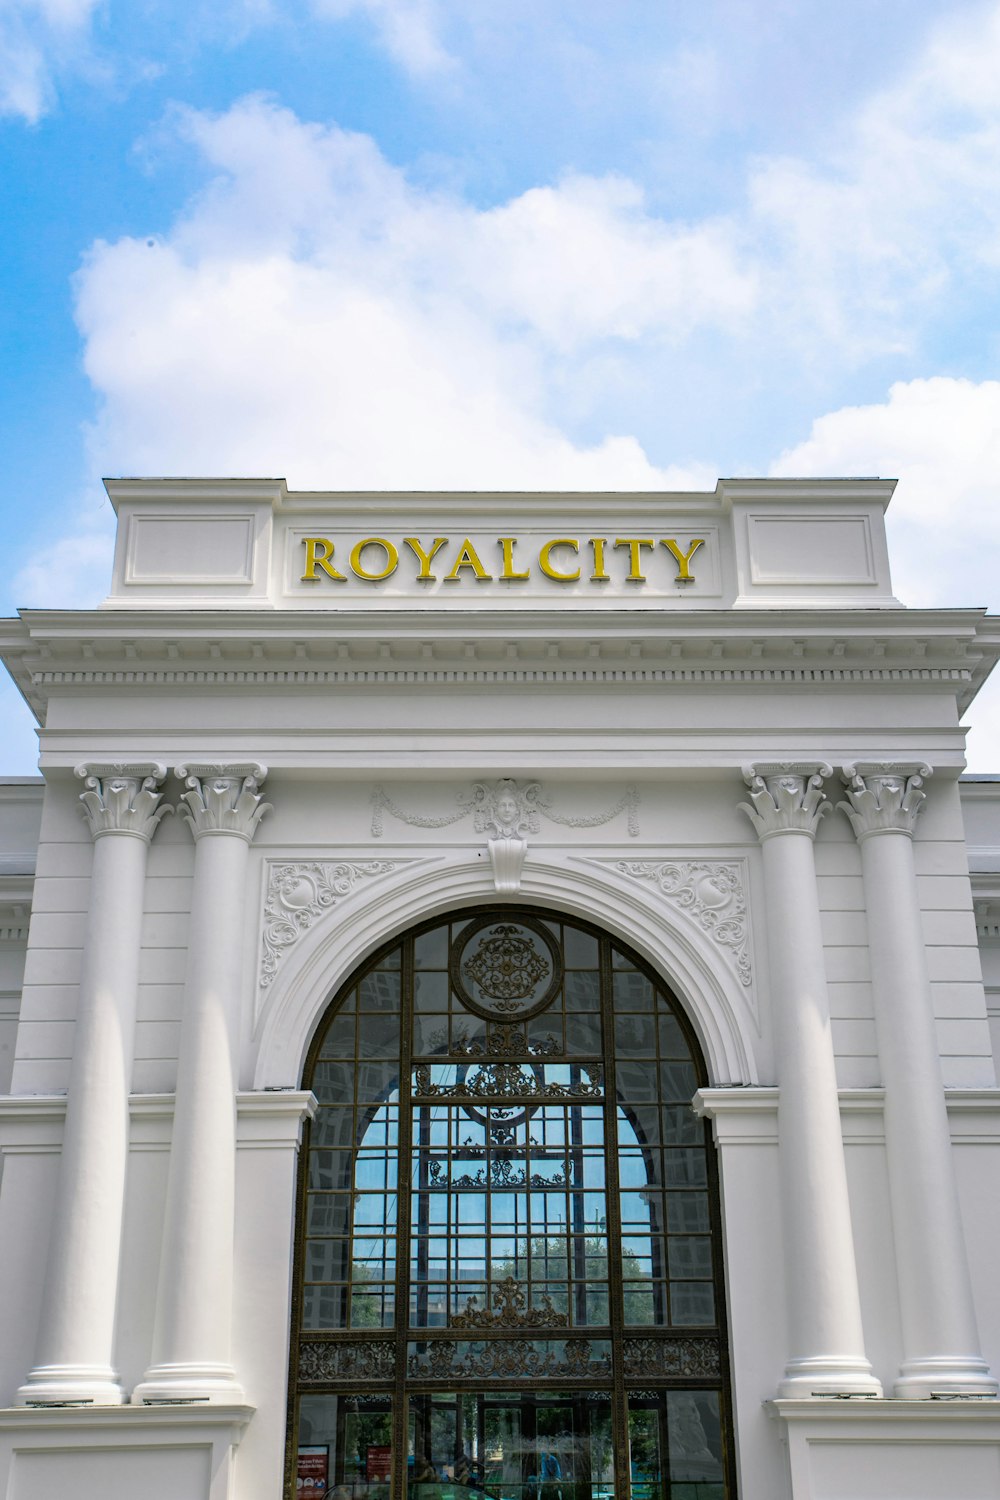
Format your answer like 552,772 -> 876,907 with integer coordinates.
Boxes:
2,607 -> 997,724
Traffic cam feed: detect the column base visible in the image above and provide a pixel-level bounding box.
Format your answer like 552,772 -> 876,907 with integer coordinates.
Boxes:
778,1355 -> 883,1398
16,1364 -> 126,1406
893,1355 -> 999,1399
131,1363 -> 246,1405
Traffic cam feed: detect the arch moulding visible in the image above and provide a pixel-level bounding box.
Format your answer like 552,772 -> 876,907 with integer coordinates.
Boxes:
251,852 -> 761,1090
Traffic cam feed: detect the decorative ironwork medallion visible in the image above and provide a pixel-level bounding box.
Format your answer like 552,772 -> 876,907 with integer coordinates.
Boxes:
451,915 -> 563,1022
451,1275 -> 568,1330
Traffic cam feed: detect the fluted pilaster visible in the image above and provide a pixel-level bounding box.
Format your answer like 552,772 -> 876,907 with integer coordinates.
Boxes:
18,764 -> 169,1406
740,763 -> 880,1396
134,764 -> 270,1405
840,763 -> 997,1396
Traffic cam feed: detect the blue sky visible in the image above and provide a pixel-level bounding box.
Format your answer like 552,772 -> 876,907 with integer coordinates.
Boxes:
3,0 -> 1000,768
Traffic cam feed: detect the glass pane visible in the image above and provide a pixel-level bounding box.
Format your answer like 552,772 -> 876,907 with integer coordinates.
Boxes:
628,1390 -> 726,1499
360,971 -> 402,1011
297,1393 -> 393,1499
564,929 -> 599,968
409,1391 -> 614,1500
297,914 -> 729,1498
565,970 -> 600,1010
667,1390 -> 725,1491
613,970 -> 655,1009
415,925 -> 449,969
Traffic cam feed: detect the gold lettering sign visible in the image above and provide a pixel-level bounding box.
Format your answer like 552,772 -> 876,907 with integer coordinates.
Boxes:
349,537 -> 398,581
538,539 -> 580,582
300,536 -> 346,582
300,535 -> 706,587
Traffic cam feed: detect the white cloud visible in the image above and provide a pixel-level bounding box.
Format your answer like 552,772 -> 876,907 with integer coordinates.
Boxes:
50,9 -> 1000,781
12,505 -> 115,608
771,376 -> 1000,608
73,95 -> 736,490
0,0 -> 100,123
743,5 -> 1000,360
67,0 -> 1000,498
310,0 -> 453,75
772,375 -> 1000,772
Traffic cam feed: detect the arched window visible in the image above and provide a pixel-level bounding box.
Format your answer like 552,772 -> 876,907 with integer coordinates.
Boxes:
287,910 -> 734,1500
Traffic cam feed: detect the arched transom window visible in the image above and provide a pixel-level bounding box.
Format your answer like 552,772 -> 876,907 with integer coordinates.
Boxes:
287,910 -> 734,1500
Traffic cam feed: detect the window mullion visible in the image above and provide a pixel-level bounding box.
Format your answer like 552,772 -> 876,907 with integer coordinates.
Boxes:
391,935 -> 415,1500
599,934 -> 632,1500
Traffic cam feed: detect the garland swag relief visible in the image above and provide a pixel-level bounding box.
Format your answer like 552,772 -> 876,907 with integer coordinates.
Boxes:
370,777 -> 640,838
371,777 -> 641,894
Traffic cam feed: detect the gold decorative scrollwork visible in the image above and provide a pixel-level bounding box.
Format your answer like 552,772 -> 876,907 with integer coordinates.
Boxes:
412,1061 -> 603,1100
407,1338 -> 611,1381
299,1338 -> 396,1383
622,1336 -> 721,1379
452,1276 -> 568,1330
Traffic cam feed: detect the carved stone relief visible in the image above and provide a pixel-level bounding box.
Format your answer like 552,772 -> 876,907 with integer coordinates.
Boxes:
612,859 -> 753,991
371,777 -> 640,895
76,761 -> 170,843
260,859 -> 399,990
370,778 -> 640,839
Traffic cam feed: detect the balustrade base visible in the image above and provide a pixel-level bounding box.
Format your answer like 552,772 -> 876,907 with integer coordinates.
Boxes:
16,1363 -> 125,1407
132,1362 -> 246,1406
893,1354 -> 999,1399
778,1354 -> 883,1398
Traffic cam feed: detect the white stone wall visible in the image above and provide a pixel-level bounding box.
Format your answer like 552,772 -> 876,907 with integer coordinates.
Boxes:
2,478 -> 1000,1499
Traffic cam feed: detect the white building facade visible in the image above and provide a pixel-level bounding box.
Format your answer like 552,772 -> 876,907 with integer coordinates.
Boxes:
0,476 -> 999,1499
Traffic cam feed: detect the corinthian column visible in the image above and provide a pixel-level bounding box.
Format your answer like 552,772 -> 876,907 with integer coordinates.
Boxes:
741,764 -> 880,1396
133,764 -> 270,1405
18,764 -> 169,1406
840,764 -> 997,1396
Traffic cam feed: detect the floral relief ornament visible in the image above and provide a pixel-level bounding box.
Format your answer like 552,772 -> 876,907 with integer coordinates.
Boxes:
261,859 -> 398,989
616,860 -> 752,987
176,762 -> 271,841
839,762 -> 931,838
739,761 -> 833,838
75,761 -> 171,842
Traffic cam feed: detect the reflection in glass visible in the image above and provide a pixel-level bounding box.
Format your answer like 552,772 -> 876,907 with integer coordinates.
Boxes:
628,1390 -> 725,1500
297,1393 -> 393,1499
293,914 -> 730,1499
409,1391 -> 614,1500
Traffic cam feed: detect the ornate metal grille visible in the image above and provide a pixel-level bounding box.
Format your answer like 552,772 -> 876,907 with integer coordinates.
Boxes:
286,910 -> 735,1499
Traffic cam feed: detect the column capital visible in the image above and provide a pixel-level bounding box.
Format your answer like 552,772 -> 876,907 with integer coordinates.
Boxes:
75,762 -> 170,843
176,763 -> 271,843
739,762 -> 833,841
839,762 -> 931,841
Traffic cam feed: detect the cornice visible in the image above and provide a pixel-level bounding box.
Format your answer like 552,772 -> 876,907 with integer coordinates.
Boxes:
2,607 -> 996,719
101,474 -> 898,517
